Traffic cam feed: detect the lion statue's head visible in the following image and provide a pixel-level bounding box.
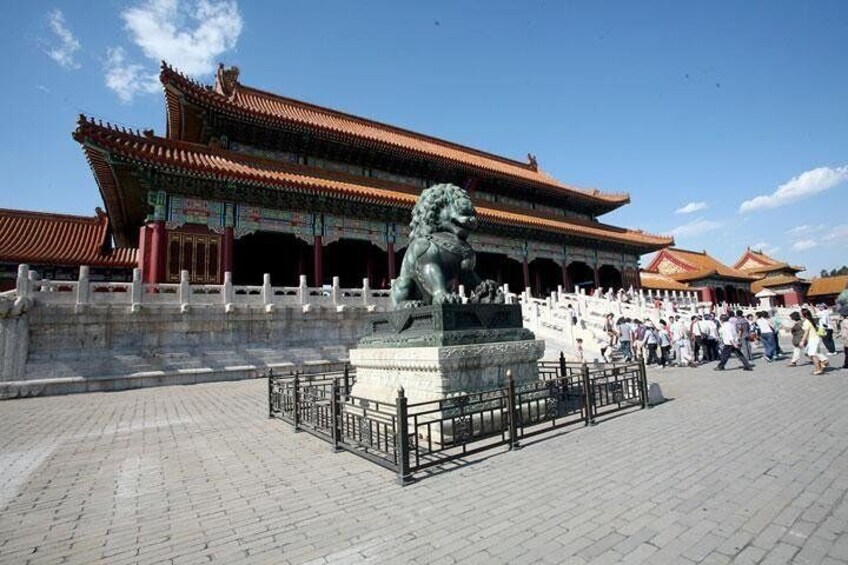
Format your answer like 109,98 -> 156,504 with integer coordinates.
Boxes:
409,183 -> 478,241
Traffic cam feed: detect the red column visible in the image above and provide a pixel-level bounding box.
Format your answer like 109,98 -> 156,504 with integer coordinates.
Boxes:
147,221 -> 166,283
701,287 -> 714,303
593,265 -> 601,289
522,259 -> 530,293
387,242 -> 396,282
562,262 -> 572,293
138,225 -> 149,277
222,227 -> 234,282
313,235 -> 323,286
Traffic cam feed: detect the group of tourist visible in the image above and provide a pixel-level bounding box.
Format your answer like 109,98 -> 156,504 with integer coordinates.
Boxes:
598,304 -> 846,375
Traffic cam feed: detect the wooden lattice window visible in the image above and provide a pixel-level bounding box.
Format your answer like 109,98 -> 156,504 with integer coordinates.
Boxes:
166,232 -> 221,283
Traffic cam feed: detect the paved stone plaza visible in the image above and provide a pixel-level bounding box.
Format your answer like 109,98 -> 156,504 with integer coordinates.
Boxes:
1,355 -> 847,564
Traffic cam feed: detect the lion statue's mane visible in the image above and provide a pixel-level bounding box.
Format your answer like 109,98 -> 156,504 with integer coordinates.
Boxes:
390,184 -> 503,309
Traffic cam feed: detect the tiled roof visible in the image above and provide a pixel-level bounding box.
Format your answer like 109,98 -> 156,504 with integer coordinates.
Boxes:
648,248 -> 755,282
160,63 -> 630,210
0,208 -> 136,268
807,275 -> 848,297
734,249 -> 803,274
73,117 -> 672,250
639,271 -> 692,291
751,274 -> 809,293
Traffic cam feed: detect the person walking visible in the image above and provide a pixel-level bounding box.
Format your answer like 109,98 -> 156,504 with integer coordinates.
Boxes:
671,315 -> 688,366
735,310 -> 753,361
690,315 -> 704,363
642,321 -> 660,366
702,315 -> 720,362
817,304 -> 836,355
658,320 -> 672,368
788,311 -> 804,367
800,307 -> 827,375
714,314 -> 753,371
840,319 -> 848,369
755,311 -> 777,362
617,317 -> 633,361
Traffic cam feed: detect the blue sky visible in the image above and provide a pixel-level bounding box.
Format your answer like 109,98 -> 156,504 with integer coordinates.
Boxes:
1,1 -> 846,276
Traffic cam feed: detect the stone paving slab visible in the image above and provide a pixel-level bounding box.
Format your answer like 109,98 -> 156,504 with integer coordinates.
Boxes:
1,350 -> 847,564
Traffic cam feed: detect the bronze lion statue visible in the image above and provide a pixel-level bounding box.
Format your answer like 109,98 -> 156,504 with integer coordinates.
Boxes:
391,183 -> 505,309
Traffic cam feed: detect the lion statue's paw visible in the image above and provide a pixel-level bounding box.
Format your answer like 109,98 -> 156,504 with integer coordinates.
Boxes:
432,291 -> 462,305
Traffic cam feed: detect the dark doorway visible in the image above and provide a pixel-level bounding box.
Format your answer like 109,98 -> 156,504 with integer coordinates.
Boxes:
567,261 -> 595,292
233,232 -> 312,286
530,258 -> 562,297
324,239 -> 389,288
598,265 -> 623,291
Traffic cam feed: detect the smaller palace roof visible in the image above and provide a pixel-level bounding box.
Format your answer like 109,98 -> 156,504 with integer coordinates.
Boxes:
73,117 -> 673,251
160,63 -> 630,212
807,275 -> 848,298
734,248 -> 804,275
751,274 -> 809,294
645,248 -> 755,283
639,270 -> 692,291
0,208 -> 136,268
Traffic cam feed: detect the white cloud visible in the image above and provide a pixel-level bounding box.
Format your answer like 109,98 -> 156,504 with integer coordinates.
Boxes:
44,9 -> 81,69
675,201 -> 708,214
122,0 -> 243,75
791,239 -> 818,251
740,165 -> 848,213
822,224 -> 848,243
751,241 -> 780,255
104,47 -> 160,103
669,218 -> 722,238
104,0 -> 243,102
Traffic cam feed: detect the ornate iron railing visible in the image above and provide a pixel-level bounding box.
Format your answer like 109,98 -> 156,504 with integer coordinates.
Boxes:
268,356 -> 648,485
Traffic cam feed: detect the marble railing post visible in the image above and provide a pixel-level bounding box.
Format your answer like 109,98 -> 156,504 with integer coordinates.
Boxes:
179,270 -> 190,312
262,274 -> 273,312
16,264 -> 30,300
298,275 -> 308,305
75,266 -> 90,312
362,278 -> 370,308
130,268 -> 142,312
223,272 -> 234,310
332,276 -> 341,306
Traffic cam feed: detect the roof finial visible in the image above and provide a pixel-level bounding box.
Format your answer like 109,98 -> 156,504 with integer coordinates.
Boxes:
527,153 -> 538,171
216,63 -> 240,97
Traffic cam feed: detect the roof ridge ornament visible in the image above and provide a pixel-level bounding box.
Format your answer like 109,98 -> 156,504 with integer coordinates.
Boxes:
216,63 -> 240,97
526,153 -> 538,171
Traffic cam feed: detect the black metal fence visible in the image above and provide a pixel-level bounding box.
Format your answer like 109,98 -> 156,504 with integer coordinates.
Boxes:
268,354 -> 648,484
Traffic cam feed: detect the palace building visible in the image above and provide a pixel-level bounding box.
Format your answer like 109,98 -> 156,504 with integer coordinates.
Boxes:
0,208 -> 134,291
67,63 -> 673,296
643,247 -> 756,305
733,248 -> 809,306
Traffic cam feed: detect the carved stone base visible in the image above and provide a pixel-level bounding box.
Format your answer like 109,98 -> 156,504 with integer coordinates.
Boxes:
348,339 -> 546,407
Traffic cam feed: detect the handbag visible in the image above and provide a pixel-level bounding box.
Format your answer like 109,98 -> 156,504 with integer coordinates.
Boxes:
816,326 -> 826,337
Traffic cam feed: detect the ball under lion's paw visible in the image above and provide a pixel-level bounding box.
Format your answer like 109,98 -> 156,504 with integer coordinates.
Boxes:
470,280 -> 505,304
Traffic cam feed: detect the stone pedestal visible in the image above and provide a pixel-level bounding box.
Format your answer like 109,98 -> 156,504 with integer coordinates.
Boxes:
349,339 -> 545,406
349,303 -> 545,406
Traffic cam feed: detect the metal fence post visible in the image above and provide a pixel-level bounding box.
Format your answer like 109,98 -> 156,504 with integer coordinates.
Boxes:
292,371 -> 301,432
267,369 -> 274,419
559,350 -> 567,378
343,363 -> 351,398
330,381 -> 342,452
506,370 -> 521,450
582,362 -> 595,426
639,357 -> 649,409
395,387 -> 413,485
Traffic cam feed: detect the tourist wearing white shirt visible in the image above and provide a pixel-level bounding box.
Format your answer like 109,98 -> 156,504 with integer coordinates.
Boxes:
715,314 -> 753,371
